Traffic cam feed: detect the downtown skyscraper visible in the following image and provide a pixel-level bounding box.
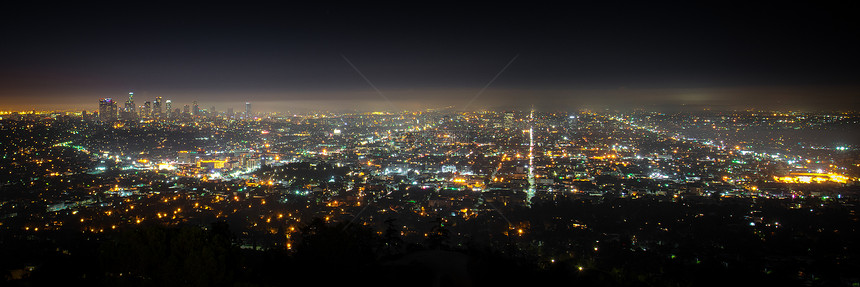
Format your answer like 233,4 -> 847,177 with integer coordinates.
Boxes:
98,98 -> 117,121
123,92 -> 137,120
153,97 -> 162,118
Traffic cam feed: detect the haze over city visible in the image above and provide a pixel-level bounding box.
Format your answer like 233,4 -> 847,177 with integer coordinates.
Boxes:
2,2 -> 859,111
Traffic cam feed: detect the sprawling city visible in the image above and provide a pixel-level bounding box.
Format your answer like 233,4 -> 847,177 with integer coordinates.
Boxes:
2,97 -> 859,286
3,2 -> 860,287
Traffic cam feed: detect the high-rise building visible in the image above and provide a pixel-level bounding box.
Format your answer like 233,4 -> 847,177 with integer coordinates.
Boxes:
183,105 -> 190,116
245,102 -> 252,119
153,97 -> 162,118
124,92 -> 136,120
503,112 -> 515,130
192,101 -> 199,116
98,98 -> 117,121
165,100 -> 172,118
143,101 -> 151,119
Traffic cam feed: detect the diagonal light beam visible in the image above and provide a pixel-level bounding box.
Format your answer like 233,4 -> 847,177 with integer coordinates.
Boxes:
341,54 -> 396,110
463,54 -> 519,111
342,201 -> 371,231
485,201 -> 513,227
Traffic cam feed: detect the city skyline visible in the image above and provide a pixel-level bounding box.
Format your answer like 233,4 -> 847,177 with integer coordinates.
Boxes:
2,2 -> 860,286
2,84 -> 860,113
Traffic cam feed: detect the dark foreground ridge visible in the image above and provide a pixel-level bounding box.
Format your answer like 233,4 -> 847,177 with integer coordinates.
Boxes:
4,193 -> 860,287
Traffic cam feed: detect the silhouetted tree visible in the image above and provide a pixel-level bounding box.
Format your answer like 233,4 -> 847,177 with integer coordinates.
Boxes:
99,224 -> 238,287
426,217 -> 450,249
381,217 -> 404,256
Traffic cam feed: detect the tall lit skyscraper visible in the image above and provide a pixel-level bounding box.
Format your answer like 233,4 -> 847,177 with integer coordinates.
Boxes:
153,97 -> 162,118
192,101 -> 199,116
124,92 -> 136,120
245,102 -> 251,119
98,98 -> 117,121
143,101 -> 151,119
165,100 -> 172,118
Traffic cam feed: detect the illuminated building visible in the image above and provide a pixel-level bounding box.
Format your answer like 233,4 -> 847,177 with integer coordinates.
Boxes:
124,92 -> 136,120
165,100 -> 172,118
773,173 -> 850,184
177,151 -> 198,164
242,157 -> 261,169
98,98 -> 117,121
153,96 -> 162,118
192,101 -> 199,116
504,112 -> 514,130
142,101 -> 151,119
245,102 -> 252,119
197,160 -> 227,169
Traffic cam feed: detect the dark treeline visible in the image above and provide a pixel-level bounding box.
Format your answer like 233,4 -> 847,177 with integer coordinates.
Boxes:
6,205 -> 855,287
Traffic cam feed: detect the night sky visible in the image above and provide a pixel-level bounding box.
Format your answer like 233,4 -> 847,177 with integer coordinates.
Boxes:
1,2 -> 859,111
